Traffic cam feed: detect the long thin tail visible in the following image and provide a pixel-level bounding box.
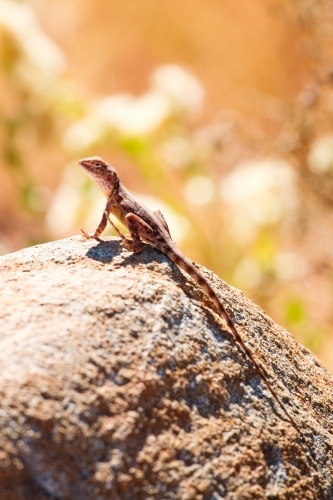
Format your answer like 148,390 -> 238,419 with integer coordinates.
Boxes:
165,247 -> 301,434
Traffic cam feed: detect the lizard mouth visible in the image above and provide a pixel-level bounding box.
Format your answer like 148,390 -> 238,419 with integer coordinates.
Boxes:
79,159 -> 91,170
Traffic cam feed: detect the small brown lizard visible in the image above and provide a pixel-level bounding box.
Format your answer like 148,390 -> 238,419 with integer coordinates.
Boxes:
79,156 -> 300,433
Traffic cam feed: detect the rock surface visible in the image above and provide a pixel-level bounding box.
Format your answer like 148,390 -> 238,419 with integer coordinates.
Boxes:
0,236 -> 332,500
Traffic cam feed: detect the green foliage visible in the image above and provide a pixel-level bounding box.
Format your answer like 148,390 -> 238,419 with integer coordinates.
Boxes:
285,298 -> 305,325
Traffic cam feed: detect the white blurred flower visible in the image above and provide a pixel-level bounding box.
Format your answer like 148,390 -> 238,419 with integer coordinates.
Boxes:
184,176 -> 215,205
136,195 -> 189,243
98,90 -> 171,136
233,252 -> 308,292
233,258 -> 262,289
0,0 -> 65,79
46,183 -> 83,237
195,121 -> 234,148
152,65 -> 205,113
161,137 -> 194,167
308,135 -> 333,174
67,65 -> 205,139
63,114 -> 106,153
220,159 -> 298,243
275,252 -> 308,281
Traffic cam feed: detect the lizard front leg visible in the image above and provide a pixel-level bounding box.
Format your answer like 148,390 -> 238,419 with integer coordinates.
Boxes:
81,210 -> 109,239
81,199 -> 112,239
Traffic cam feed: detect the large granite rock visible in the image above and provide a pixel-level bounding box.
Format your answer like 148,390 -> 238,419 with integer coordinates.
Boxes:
0,237 -> 332,499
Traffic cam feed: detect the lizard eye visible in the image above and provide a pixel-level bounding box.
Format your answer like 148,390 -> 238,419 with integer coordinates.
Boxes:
94,162 -> 102,167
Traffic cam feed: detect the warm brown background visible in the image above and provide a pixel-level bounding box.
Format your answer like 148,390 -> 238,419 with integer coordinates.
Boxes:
40,0 -> 307,105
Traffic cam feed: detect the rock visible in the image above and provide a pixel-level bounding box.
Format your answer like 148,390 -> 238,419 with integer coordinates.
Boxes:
0,236 -> 332,500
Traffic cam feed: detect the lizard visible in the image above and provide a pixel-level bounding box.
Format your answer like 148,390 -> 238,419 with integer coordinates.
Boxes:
78,155 -> 301,434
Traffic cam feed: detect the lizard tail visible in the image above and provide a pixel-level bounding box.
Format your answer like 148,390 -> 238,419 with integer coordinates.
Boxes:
165,247 -> 301,434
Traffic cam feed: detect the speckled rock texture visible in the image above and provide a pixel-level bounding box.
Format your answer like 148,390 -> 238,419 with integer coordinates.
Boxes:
0,236 -> 332,500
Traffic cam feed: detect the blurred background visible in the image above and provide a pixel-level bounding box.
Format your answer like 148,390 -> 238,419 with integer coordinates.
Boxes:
1,0 -> 333,372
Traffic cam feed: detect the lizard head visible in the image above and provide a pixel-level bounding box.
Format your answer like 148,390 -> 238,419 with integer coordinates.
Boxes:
79,156 -> 118,195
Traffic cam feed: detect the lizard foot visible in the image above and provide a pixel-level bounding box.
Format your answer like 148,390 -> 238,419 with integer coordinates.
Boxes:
80,228 -> 95,239
121,238 -> 142,253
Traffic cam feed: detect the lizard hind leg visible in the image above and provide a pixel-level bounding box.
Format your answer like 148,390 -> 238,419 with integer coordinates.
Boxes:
106,215 -> 139,252
124,213 -> 155,253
